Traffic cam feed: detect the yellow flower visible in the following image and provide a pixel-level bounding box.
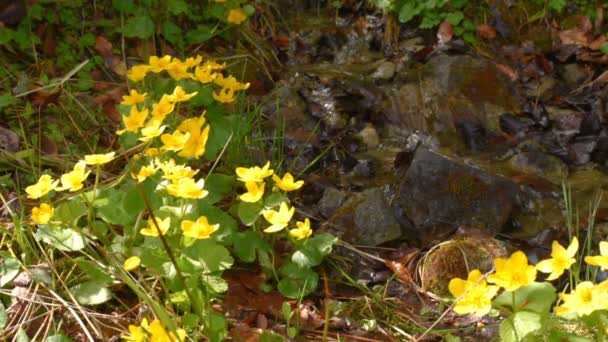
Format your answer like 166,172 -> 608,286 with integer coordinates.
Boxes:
161,130 -> 190,152
132,162 -> 157,183
57,160 -> 90,191
148,55 -> 173,73
148,319 -> 186,342
156,159 -> 199,181
121,89 -> 147,106
165,177 -> 208,199
272,173 -> 304,192
124,256 -> 141,271
236,161 -> 274,183
487,251 -> 536,291
117,106 -> 149,135
227,8 -> 247,25
449,269 -> 499,317
167,85 -> 198,103
584,241 -> 608,271
122,319 -> 146,342
151,95 -> 176,123
239,181 -> 265,203
554,281 -> 607,317
139,120 -> 167,142
202,60 -> 225,71
194,64 -> 217,83
144,148 -> 161,157
184,55 -> 203,68
32,203 -> 54,224
181,216 -> 219,239
165,60 -> 192,80
176,115 -> 210,159
212,87 -> 236,103
127,64 -> 151,82
214,74 -> 250,91
536,237 -> 578,281
290,218 -> 313,240
25,174 -> 59,199
84,152 -> 116,166
263,202 -> 295,233
140,217 -> 171,237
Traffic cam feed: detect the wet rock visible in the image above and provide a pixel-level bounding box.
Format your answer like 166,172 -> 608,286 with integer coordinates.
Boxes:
318,187 -> 346,219
0,126 -> 19,152
508,142 -> 568,182
396,147 -> 523,240
322,187 -> 403,246
420,237 -> 508,296
568,136 -> 597,166
371,61 -> 396,80
261,84 -> 317,131
499,113 -> 535,137
356,123 -> 379,150
348,159 -> 375,179
382,54 -> 523,148
525,76 -> 556,101
545,106 -> 583,133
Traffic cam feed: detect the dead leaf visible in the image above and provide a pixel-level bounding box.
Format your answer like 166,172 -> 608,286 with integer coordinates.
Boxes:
437,20 -> 453,45
40,134 -> 58,155
274,35 -> 289,48
385,259 -> 412,285
559,28 -> 589,46
477,24 -> 496,40
496,63 -> 519,81
589,35 -> 606,51
94,36 -> 113,58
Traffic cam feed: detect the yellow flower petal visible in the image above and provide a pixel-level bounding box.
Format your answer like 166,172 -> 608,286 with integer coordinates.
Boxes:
124,256 -> 141,271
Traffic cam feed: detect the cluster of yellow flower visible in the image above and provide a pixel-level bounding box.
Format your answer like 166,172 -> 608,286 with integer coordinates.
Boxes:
26,152 -> 116,224
449,238 -> 608,318
123,317 -> 186,342
126,55 -> 249,104
235,161 -> 312,240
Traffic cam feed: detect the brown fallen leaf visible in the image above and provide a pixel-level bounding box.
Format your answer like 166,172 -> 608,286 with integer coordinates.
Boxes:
495,63 -> 519,81
589,35 -> 607,51
437,20 -> 453,45
477,24 -> 496,40
94,35 -> 113,58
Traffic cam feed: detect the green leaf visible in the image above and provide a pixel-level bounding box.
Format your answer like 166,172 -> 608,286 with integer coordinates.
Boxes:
291,233 -> 337,268
16,328 -> 30,342
183,239 -> 234,273
70,281 -> 112,305
161,21 -> 183,45
207,311 -> 228,342
185,25 -> 214,44
46,334 -> 72,342
197,204 -> 237,243
282,301 -> 292,322
124,14 -> 154,39
548,330 -> 594,342
499,311 -> 545,342
53,200 -> 87,226
140,247 -> 170,275
202,174 -> 235,204
398,3 -> 417,23
190,86 -> 215,107
78,33 -> 96,47
451,0 -> 467,8
264,192 -> 286,208
76,259 -> 113,285
0,94 -> 18,110
548,0 -> 566,12
96,188 -> 138,225
0,301 -> 6,329
259,331 -> 285,342
445,11 -> 464,26
238,201 -> 263,226
494,282 -> 556,314
0,257 -> 19,287
35,227 -> 86,251
205,110 -> 234,161
112,0 -> 136,13
278,262 -> 318,298
202,274 -> 228,293
600,42 -> 608,54
167,0 -> 188,15
232,230 -> 271,262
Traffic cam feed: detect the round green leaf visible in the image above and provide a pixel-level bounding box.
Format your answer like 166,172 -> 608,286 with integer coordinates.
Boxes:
70,281 -> 112,305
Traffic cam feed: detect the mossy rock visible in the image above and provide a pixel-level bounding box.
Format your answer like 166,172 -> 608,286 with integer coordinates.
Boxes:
420,237 -> 508,297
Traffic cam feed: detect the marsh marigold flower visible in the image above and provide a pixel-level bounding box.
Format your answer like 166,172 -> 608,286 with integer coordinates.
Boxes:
26,175 -> 59,199
139,120 -> 166,142
132,162 -> 157,183
140,217 -> 171,237
554,281 -> 608,317
121,89 -> 147,106
127,64 -> 150,82
272,173 -> 304,191
290,218 -> 313,240
117,106 -> 149,135
236,161 -> 273,183
151,95 -> 176,123
124,256 -> 141,271
212,87 -> 236,103
536,237 -> 578,280
161,130 -> 190,152
181,216 -> 219,239
165,177 -> 208,199
263,202 -> 295,233
84,152 -> 116,166
239,181 -> 264,203
449,269 -> 498,317
32,203 -> 54,224
165,60 -> 191,80
148,55 -> 173,73
227,8 -> 247,25
176,115 -> 210,159
584,241 -> 608,271
167,86 -> 198,103
57,160 -> 90,191
487,251 -> 536,291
